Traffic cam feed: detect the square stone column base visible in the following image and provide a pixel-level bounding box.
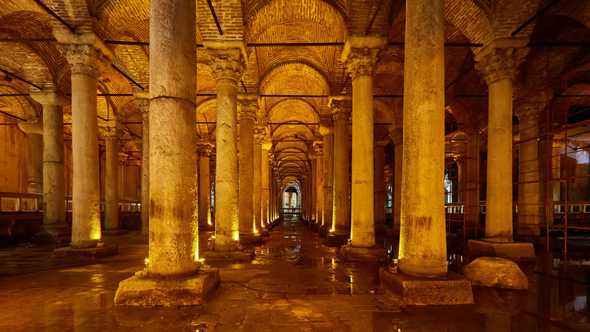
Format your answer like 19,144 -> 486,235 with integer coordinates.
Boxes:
379,268 -> 474,306
339,244 -> 386,261
467,239 -> 535,261
114,269 -> 220,306
54,243 -> 118,258
201,248 -> 255,262
318,225 -> 329,237
239,233 -> 264,246
324,233 -> 349,247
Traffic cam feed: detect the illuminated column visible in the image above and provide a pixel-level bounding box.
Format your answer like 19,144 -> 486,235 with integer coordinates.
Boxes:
329,98 -> 351,235
17,120 -> 43,194
475,39 -> 525,241
207,44 -> 245,250
63,42 -> 109,248
198,141 -> 213,229
135,92 -> 150,235
517,99 -> 546,237
313,142 -> 324,225
253,127 -> 264,231
261,139 -> 271,228
104,130 -> 120,232
30,90 -> 66,240
389,128 -> 403,230
342,36 -> 384,248
374,139 -> 387,231
320,117 -> 334,231
238,95 -> 257,239
398,0 -> 446,276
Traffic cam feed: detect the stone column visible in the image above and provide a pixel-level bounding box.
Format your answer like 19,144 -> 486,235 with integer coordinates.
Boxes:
30,90 -> 66,240
135,93 -> 150,235
238,95 -> 258,242
17,121 -> 43,194
390,128 -> 403,231
464,128 -> 481,237
517,101 -> 544,237
261,139 -> 272,228
475,39 -> 525,242
253,127 -> 264,232
313,143 -> 324,226
329,98 -> 351,237
63,43 -> 109,249
320,117 -> 334,232
342,36 -> 385,248
207,44 -> 245,250
374,140 -> 387,233
115,0 -> 219,306
398,0 -> 446,276
198,141 -> 213,229
104,130 -> 120,232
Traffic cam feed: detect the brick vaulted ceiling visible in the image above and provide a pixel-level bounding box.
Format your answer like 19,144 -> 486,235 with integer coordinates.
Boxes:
0,0 -> 589,182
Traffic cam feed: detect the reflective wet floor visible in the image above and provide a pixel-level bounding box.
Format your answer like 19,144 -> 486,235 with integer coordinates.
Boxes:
0,217 -> 588,331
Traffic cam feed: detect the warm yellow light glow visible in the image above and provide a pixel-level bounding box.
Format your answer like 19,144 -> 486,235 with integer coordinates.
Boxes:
144,257 -> 149,266
232,231 -> 240,241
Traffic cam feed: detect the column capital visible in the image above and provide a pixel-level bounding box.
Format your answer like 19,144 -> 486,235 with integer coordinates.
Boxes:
238,94 -> 258,121
312,141 -> 323,157
134,90 -> 150,113
475,38 -> 528,85
103,127 -> 120,139
205,42 -> 247,83
516,91 -> 552,123
328,96 -> 351,120
376,138 -> 390,147
341,36 -> 386,80
18,119 -> 43,135
62,43 -> 111,77
30,87 -> 66,106
197,140 -> 213,157
319,115 -> 333,136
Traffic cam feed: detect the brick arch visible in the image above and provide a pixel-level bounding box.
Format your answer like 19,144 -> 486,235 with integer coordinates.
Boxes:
196,97 -> 216,140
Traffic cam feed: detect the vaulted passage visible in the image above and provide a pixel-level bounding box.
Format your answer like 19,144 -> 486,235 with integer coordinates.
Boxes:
0,0 -> 589,330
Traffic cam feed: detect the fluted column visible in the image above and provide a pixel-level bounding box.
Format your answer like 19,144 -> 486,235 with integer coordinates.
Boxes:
30,90 -> 66,240
135,93 -> 150,235
198,141 -> 213,229
238,95 -> 257,239
63,42 -> 109,249
253,127 -> 264,231
261,139 -> 272,228
475,39 -> 526,242
374,140 -> 387,231
342,36 -> 384,248
389,128 -> 403,230
399,0 -> 446,276
320,117 -> 334,231
329,98 -> 351,234
104,130 -> 120,232
517,96 -> 547,237
207,44 -> 245,250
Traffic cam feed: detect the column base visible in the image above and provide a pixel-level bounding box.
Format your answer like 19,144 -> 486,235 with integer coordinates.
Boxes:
114,268 -> 220,306
324,232 -> 349,247
463,257 -> 528,290
103,229 -> 128,236
54,242 -> 118,258
379,267 -> 474,306
239,233 -> 264,246
201,248 -> 255,262
339,244 -> 386,261
467,239 -> 535,261
33,224 -> 70,245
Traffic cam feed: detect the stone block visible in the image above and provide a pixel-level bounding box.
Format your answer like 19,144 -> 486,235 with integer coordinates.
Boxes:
463,257 -> 528,290
379,268 -> 474,306
201,248 -> 255,262
339,244 -> 386,261
54,243 -> 118,258
467,239 -> 535,261
114,269 -> 220,306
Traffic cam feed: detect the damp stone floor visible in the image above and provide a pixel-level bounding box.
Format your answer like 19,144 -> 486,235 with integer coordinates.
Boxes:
0,217 -> 588,331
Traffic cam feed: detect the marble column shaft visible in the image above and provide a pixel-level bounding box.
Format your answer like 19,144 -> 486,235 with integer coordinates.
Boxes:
390,129 -> 403,230
518,107 -> 542,236
104,133 -> 120,231
147,0 -> 198,275
17,117 -> 43,196
321,123 -> 334,229
208,46 -> 244,250
330,101 -> 351,233
399,0 -> 447,276
261,142 -> 271,227
374,141 -> 387,228
238,96 -> 257,236
253,128 -> 264,231
464,129 -> 481,235
137,96 -> 149,235
314,145 -> 324,224
198,143 -> 212,228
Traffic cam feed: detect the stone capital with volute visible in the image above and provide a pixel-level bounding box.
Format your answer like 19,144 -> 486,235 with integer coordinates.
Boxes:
341,36 -> 386,80
475,38 -> 528,85
205,42 -> 247,83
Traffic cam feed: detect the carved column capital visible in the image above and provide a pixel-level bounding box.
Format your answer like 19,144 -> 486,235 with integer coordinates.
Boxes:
329,97 -> 351,121
238,94 -> 258,121
475,38 -> 528,85
207,47 -> 246,83
197,140 -> 213,157
134,91 -> 150,114
63,44 -> 110,77
341,36 -> 386,80
30,87 -> 65,107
